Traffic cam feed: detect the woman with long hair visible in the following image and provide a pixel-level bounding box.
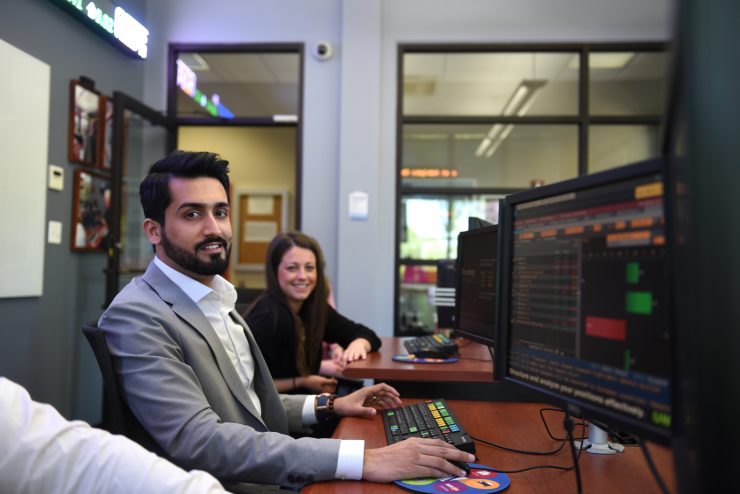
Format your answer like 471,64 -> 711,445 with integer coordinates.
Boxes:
245,231 -> 381,394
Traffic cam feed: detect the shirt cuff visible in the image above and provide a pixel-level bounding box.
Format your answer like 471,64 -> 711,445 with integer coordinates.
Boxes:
335,440 -> 365,480
302,395 -> 318,425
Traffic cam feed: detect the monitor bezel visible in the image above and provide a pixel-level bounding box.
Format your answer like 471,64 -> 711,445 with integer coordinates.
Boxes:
453,224 -> 500,349
496,158 -> 675,444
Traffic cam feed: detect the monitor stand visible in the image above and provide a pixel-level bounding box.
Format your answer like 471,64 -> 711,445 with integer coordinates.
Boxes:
574,423 -> 625,455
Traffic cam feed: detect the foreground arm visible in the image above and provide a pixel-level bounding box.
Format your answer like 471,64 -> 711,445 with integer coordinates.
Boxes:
332,383 -> 476,481
0,377 -> 228,494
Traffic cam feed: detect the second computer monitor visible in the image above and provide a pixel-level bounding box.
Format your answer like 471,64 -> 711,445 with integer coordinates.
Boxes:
453,224 -> 499,349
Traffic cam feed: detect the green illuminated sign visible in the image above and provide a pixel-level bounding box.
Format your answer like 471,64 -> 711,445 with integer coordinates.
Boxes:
50,0 -> 149,59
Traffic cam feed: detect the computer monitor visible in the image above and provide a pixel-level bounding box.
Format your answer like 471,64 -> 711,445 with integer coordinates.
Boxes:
468,216 -> 494,230
453,224 -> 499,349
497,158 -> 674,446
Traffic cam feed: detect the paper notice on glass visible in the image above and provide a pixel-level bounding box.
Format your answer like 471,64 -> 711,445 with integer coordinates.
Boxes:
348,190 -> 369,220
244,221 -> 278,242
247,196 -> 274,215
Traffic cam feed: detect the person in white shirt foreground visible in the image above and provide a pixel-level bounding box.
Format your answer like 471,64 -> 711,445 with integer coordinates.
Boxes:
0,376 -> 230,494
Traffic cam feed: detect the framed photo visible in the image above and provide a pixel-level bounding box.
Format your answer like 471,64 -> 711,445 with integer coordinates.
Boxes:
100,95 -> 114,171
71,168 -> 111,252
68,79 -> 103,168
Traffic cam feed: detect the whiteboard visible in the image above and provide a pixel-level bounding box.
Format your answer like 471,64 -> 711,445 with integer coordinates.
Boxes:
0,39 -> 50,298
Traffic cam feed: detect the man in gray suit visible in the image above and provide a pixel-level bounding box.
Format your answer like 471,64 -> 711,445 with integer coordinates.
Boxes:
99,151 -> 473,490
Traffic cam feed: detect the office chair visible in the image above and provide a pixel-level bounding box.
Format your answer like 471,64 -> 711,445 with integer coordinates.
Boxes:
82,323 -> 283,493
81,323 -> 165,455
235,287 -> 263,314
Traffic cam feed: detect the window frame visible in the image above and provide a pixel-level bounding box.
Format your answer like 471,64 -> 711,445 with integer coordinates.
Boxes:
394,42 -> 670,336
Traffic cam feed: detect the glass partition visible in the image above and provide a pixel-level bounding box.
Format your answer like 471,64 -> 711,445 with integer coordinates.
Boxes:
175,52 -> 300,120
589,124 -> 661,173
403,52 -> 579,117
402,123 -> 578,189
589,52 -> 669,116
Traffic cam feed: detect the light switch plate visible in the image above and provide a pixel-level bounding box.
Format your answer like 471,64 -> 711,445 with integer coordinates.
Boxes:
48,221 -> 62,244
48,164 -> 64,191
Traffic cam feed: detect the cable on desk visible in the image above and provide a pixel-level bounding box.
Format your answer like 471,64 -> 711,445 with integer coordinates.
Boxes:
637,437 -> 671,494
471,407 -> 585,455
540,408 -> 587,441
485,462 -> 578,474
564,413 -> 583,494
471,434 -> 567,456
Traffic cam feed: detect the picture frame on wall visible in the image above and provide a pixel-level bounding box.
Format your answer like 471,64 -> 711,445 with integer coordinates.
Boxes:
100,95 -> 114,171
71,168 -> 111,252
68,79 -> 103,168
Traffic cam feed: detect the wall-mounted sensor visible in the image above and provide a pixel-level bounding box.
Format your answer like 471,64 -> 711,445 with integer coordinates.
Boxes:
48,164 -> 64,191
313,41 -> 333,61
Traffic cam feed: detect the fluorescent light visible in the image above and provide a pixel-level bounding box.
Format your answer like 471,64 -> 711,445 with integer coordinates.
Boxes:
476,80 -> 546,158
180,53 -> 210,71
568,52 -> 635,70
273,114 -> 298,122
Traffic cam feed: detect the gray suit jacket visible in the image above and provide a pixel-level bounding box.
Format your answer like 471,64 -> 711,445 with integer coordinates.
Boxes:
98,262 -> 341,488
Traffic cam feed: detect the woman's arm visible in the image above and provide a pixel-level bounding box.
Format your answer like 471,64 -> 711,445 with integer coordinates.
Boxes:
323,306 -> 382,352
274,375 -> 338,393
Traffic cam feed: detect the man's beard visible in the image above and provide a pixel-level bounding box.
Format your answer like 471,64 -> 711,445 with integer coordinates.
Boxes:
161,232 -> 230,276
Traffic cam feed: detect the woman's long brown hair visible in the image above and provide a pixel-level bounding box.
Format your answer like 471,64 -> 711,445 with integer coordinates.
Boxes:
254,231 -> 329,375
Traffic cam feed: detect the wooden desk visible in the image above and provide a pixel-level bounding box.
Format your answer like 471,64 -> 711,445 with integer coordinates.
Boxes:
302,400 -> 676,494
342,337 -> 495,383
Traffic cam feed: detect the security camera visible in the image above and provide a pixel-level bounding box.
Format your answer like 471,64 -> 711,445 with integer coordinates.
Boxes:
313,41 -> 333,61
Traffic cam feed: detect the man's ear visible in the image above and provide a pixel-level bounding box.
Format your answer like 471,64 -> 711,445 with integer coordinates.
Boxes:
143,218 -> 163,245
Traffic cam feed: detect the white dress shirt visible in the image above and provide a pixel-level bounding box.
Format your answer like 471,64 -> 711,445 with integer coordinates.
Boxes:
0,377 -> 228,494
153,257 -> 364,480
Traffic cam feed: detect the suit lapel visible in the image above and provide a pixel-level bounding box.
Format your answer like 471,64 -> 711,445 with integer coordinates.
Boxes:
232,311 -> 289,433
141,263 -> 266,425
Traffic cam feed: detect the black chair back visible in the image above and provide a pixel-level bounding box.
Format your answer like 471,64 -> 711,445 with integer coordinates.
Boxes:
81,323 -> 165,455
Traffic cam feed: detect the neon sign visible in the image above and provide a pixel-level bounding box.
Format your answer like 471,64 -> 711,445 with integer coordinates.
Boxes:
51,0 -> 149,59
176,59 -> 234,119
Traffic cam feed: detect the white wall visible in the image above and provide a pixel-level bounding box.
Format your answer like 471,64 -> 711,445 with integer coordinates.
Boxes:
144,0 -> 674,336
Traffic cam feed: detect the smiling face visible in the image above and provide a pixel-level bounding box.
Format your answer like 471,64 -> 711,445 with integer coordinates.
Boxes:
144,176 -> 232,285
277,246 -> 317,312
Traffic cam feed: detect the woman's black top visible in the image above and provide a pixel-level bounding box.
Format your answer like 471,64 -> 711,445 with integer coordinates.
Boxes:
245,292 -> 382,378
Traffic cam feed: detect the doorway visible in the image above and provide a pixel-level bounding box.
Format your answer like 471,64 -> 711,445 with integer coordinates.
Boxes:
169,44 -> 304,291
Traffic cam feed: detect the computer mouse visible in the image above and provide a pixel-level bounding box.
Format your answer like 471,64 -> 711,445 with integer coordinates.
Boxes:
448,459 -> 470,476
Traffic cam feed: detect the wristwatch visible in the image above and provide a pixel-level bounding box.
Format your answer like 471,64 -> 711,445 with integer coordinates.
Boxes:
315,392 -> 337,422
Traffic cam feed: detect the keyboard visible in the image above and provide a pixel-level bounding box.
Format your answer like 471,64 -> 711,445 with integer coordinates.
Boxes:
403,334 -> 459,358
381,399 -> 476,454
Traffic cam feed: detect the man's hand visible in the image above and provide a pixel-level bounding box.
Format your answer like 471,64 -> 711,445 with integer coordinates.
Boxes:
333,383 -> 401,417
363,438 -> 476,482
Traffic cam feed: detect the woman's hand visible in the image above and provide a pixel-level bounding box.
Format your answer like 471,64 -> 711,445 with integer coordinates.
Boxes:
297,374 -> 338,393
329,343 -> 344,364
342,338 -> 372,363
333,383 -> 402,417
319,358 -> 346,376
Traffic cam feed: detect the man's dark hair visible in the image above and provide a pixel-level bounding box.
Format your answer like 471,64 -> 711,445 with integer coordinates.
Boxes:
139,151 -> 230,225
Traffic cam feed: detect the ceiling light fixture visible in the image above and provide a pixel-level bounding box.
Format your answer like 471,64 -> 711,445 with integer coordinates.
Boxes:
475,79 -> 546,158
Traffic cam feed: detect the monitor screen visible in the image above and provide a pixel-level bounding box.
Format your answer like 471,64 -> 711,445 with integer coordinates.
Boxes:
453,224 -> 499,349
497,159 -> 673,443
